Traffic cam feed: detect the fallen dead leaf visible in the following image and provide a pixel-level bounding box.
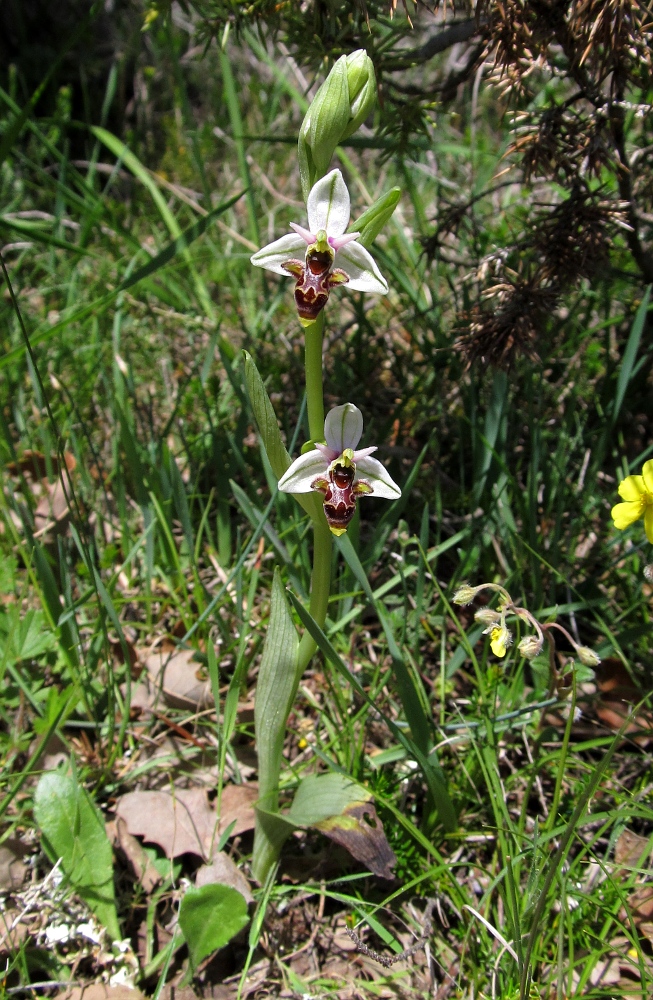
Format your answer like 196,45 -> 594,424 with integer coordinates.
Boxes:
615,829 -> 651,869
195,850 -> 253,904
53,987 -> 145,1000
317,801 -> 396,880
109,817 -> 162,893
628,884 -> 653,921
0,909 -> 30,954
34,479 -> 70,537
0,839 -> 28,891
142,648 -> 213,711
115,783 -> 257,860
595,660 -> 653,746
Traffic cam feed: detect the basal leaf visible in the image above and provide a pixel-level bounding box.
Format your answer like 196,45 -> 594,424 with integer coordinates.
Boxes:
34,770 -> 120,940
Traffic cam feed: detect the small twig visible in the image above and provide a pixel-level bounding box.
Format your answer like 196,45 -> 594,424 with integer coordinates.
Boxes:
345,899 -> 436,968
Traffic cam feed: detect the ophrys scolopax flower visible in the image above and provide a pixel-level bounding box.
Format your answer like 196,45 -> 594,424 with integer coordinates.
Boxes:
278,403 -> 400,535
250,170 -> 388,326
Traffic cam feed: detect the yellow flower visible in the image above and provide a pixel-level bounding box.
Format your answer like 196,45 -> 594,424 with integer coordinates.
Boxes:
489,624 -> 512,658
611,459 -> 653,543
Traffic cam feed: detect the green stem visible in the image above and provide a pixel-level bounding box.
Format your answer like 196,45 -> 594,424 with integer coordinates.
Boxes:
297,516 -> 332,672
303,312 -> 325,442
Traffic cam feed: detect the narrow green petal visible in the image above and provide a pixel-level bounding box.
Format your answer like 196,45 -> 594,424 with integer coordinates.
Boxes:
611,500 -> 644,529
645,505 -> 653,544
618,475 -> 645,502
642,459 -> 653,495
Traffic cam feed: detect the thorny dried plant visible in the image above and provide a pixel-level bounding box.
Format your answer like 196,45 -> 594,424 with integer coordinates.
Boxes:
174,0 -> 653,364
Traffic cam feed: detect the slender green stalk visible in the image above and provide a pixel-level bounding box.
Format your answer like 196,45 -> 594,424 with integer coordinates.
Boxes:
303,312 -> 325,441
297,517 -> 332,672
298,309 -> 332,667
251,308 -> 331,881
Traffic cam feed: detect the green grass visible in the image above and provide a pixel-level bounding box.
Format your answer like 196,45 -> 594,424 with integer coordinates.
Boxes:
1,8 -> 652,998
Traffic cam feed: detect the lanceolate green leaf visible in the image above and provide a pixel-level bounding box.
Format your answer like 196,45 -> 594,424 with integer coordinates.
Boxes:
243,351 -> 322,522
34,770 -> 120,940
243,352 -> 292,481
252,568 -> 301,881
254,569 -> 299,812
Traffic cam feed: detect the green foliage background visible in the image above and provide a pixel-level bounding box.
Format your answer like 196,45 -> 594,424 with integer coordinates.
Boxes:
1,1 -> 653,996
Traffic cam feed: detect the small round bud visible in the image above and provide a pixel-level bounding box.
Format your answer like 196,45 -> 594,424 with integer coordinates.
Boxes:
474,608 -> 502,626
575,645 -> 601,668
490,625 -> 512,658
453,584 -> 478,606
518,635 -> 543,660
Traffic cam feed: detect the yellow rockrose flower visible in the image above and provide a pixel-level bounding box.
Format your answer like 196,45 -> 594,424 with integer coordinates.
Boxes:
611,459 -> 653,543
489,624 -> 512,658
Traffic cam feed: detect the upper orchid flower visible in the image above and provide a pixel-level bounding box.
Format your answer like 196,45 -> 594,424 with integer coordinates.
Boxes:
250,170 -> 388,326
278,403 -> 400,535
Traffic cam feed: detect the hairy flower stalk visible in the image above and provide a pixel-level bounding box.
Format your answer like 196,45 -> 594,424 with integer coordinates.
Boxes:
455,582 -> 600,692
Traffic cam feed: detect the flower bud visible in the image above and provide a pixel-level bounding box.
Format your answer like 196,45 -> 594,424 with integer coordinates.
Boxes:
453,584 -> 478,606
351,187 -> 401,250
575,645 -> 601,668
518,634 -> 543,660
298,50 -> 376,200
490,625 -> 512,658
474,608 -> 501,626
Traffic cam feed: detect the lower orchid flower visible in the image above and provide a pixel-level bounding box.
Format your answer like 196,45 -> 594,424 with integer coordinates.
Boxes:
278,403 -> 401,535
250,169 -> 388,326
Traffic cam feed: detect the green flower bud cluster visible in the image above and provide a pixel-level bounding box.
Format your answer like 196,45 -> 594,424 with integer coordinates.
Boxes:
298,50 -> 377,200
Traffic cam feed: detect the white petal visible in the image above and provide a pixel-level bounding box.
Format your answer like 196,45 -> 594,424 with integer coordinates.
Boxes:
307,169 -> 350,237
355,456 -> 401,499
250,233 -> 306,275
324,403 -> 363,454
315,442 -> 339,462
289,222 -> 315,244
352,445 -> 377,460
278,450 -> 328,493
334,240 -> 388,294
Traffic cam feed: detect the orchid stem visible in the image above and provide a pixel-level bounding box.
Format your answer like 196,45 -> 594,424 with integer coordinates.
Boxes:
304,312 -> 325,442
297,516 -> 332,672
298,309 -> 332,668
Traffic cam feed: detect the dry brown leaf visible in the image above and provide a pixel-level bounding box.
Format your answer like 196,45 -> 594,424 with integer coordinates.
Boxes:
108,817 -> 162,893
594,660 -> 653,746
0,839 -> 28,891
0,909 -> 30,954
115,783 -> 257,860
615,829 -> 651,869
219,783 -> 258,839
53,987 -> 145,1000
115,787 -> 216,859
195,851 -> 253,904
143,648 -> 212,711
628,885 -> 653,921
34,479 -> 70,538
6,449 -> 76,479
316,801 -> 397,880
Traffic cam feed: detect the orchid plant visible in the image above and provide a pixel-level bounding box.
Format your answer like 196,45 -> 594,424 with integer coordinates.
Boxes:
244,52 -> 406,881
